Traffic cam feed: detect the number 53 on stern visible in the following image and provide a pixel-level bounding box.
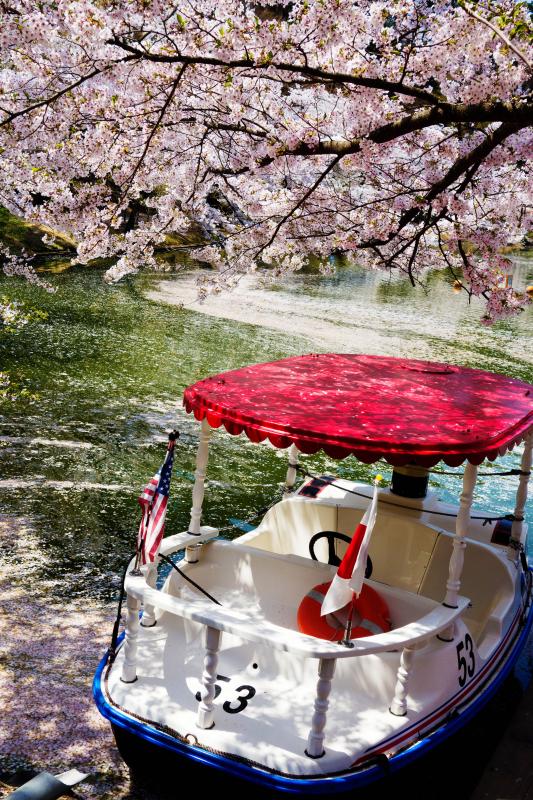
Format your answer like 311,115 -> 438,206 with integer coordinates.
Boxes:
93,354 -> 533,794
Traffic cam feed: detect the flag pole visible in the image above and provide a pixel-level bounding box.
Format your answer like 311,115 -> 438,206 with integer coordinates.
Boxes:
130,430 -> 179,576
130,525 -> 148,575
321,475 -> 382,640
130,501 -> 154,576
339,596 -> 356,648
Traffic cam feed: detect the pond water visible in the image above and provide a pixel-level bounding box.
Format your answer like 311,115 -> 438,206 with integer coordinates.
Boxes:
1,255 -> 532,604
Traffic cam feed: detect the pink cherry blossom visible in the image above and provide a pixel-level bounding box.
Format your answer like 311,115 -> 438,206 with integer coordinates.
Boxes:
0,0 -> 530,321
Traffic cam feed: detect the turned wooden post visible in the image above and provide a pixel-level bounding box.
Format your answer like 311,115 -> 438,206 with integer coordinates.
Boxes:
189,418 -> 212,535
507,431 -> 532,563
196,625 -> 221,729
121,594 -> 141,683
284,444 -> 299,497
440,461 -> 478,641
306,658 -> 336,758
140,562 -> 158,627
390,646 -> 416,716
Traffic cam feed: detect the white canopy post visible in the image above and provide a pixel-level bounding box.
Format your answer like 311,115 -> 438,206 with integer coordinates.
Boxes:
284,443 -> 299,497
507,430 -> 532,563
140,561 -> 159,627
440,461 -> 478,640
188,418 -> 212,535
390,644 -> 417,716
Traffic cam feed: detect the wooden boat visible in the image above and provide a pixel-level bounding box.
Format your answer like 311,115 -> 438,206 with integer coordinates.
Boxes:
93,354 -> 533,793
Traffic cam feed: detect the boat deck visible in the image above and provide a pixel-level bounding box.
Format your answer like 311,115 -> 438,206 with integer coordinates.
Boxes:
105,542 -> 471,777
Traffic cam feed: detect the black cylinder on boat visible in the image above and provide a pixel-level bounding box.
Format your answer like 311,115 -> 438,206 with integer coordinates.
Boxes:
391,465 -> 429,498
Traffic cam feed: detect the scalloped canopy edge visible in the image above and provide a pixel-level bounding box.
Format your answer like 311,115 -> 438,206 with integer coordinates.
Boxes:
183,354 -> 533,467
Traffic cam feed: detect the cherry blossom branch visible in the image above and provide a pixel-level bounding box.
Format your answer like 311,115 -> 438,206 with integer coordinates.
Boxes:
207,99 -> 532,179
353,121 -> 523,258
0,56 -> 140,127
108,37 -> 443,105
456,237 -> 492,305
120,64 -> 187,197
255,154 -> 343,257
425,121 -> 526,201
459,2 -> 532,71
203,115 -> 527,267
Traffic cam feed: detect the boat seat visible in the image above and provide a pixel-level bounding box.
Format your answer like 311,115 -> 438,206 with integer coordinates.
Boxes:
336,507 -> 439,594
238,498 -> 339,560
419,533 -> 514,654
239,499 -> 440,594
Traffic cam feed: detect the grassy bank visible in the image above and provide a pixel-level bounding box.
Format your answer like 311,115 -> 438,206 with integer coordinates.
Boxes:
0,207 -> 76,258
0,206 -> 208,265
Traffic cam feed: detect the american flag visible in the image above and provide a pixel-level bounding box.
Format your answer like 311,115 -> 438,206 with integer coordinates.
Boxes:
137,433 -> 177,565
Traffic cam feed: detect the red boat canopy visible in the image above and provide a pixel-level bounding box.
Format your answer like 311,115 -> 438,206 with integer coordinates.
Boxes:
183,354 -> 533,467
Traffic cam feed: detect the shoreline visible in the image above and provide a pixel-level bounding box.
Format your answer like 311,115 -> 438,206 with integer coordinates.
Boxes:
146,273 -> 431,357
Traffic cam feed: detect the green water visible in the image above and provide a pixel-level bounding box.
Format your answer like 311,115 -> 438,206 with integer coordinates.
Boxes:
0,257 -> 532,604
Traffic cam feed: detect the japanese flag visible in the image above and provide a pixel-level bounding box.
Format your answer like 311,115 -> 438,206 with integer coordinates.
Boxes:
321,482 -> 380,617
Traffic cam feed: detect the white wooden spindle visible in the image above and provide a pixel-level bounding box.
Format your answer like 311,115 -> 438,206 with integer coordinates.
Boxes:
121,594 -> 141,683
507,431 -> 532,563
390,646 -> 416,716
188,418 -> 212,535
440,461 -> 478,641
140,562 -> 158,627
196,625 -> 221,729
306,658 -> 336,758
284,444 -> 299,498
444,461 -> 478,608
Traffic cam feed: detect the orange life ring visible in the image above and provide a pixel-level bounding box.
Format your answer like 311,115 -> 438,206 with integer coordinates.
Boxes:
297,581 -> 391,641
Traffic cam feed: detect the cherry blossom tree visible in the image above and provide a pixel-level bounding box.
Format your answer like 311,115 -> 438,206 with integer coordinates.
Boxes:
0,0 -> 531,321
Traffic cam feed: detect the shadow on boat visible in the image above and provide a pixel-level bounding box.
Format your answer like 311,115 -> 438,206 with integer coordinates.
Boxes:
116,672 -> 525,800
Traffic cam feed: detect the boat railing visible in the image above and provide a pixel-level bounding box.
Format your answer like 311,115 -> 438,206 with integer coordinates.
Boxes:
120,530 -> 470,759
